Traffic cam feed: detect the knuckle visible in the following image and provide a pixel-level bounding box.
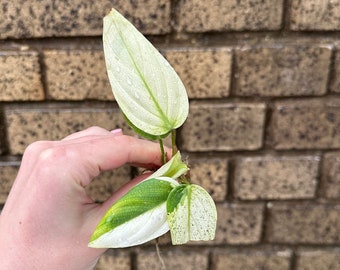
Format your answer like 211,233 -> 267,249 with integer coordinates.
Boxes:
23,140 -> 53,158
85,126 -> 108,133
38,145 -> 79,166
24,141 -> 80,169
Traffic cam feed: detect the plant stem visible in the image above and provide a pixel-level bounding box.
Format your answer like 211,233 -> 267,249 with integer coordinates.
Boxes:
159,139 -> 166,164
159,130 -> 178,164
171,129 -> 178,155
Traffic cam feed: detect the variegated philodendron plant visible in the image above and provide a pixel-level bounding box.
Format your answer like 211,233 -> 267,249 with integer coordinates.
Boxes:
88,9 -> 217,248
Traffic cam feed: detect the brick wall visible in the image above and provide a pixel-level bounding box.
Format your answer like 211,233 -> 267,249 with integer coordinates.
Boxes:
1,0 -> 340,269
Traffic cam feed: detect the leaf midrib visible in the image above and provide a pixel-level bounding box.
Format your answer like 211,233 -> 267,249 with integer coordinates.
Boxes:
115,21 -> 172,130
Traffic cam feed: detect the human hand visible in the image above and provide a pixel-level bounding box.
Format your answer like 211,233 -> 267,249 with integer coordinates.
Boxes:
0,127 -> 167,270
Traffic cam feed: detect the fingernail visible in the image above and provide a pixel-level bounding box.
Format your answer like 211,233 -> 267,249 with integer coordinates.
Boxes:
110,128 -> 123,135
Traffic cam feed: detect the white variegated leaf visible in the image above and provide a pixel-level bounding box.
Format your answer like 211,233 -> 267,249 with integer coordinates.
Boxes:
147,151 -> 189,180
89,177 -> 178,248
103,9 -> 189,139
89,203 -> 169,248
166,184 -> 217,245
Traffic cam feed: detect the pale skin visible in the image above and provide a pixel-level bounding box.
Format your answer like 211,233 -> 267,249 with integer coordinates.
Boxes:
0,126 -> 168,269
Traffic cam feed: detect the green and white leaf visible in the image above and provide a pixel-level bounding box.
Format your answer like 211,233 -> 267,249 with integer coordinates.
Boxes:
103,9 -> 189,139
166,184 -> 217,245
89,177 -> 179,248
147,151 -> 189,180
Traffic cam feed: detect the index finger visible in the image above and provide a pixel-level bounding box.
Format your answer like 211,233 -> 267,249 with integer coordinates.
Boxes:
97,135 -> 168,170
53,134 -> 170,187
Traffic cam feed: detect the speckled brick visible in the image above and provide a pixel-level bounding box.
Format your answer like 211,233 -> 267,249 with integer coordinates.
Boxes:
94,250 -> 130,270
295,249 -> 340,270
0,0 -> 171,38
291,0 -> 340,30
266,203 -> 340,244
189,158 -> 228,202
44,50 -> 113,100
137,249 -> 208,270
181,102 -> 266,151
214,203 -> 264,244
234,155 -> 319,200
176,0 -> 283,32
0,51 -> 44,101
85,166 -> 131,202
321,152 -> 340,199
163,48 -> 232,98
330,50 -> 340,94
234,46 -> 331,97
4,104 -> 133,155
270,98 -> 340,150
212,249 -> 292,270
0,161 -> 20,204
